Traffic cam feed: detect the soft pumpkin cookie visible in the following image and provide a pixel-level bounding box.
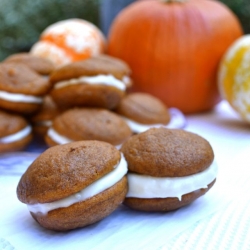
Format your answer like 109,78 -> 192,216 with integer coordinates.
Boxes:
4,53 -> 55,76
0,62 -> 52,114
115,92 -> 170,133
45,108 -> 132,148
121,127 -> 218,212
49,54 -> 132,110
0,110 -> 32,153
17,140 -> 128,231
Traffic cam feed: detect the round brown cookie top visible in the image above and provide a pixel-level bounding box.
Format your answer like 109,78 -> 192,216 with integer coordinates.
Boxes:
49,54 -> 131,84
0,62 -> 51,95
121,127 -> 214,177
50,83 -> 125,110
17,140 -> 121,204
4,53 -> 55,75
0,110 -> 29,137
115,93 -> 170,124
50,108 -> 132,145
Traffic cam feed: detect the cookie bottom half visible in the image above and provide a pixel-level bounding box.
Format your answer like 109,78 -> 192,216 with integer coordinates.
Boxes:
123,179 -> 216,212
30,176 -> 128,231
0,133 -> 33,153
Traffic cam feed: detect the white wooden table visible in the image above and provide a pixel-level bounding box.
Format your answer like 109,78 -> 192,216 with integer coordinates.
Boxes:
1,101 -> 250,250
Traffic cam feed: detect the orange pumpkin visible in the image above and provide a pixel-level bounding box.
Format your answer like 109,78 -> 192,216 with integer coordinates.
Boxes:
30,19 -> 106,67
107,0 -> 243,113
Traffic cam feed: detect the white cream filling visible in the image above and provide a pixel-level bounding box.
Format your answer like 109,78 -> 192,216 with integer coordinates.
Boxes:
54,74 -> 127,91
0,125 -> 32,143
27,154 -> 128,214
123,117 -> 166,134
126,161 -> 218,201
0,91 -> 43,103
47,127 -> 123,149
47,127 -> 73,144
122,108 -> 186,133
122,75 -> 132,87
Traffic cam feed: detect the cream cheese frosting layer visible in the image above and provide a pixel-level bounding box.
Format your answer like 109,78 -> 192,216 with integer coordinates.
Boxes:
47,127 -> 123,149
126,161 -> 218,201
47,127 -> 73,144
122,117 -> 167,134
27,154 -> 128,214
122,108 -> 186,133
0,91 -> 43,103
122,75 -> 132,87
54,74 -> 127,91
0,125 -> 32,143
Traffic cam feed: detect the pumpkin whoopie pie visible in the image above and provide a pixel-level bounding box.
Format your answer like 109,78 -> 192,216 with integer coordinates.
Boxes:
49,54 -> 132,110
4,53 -> 55,76
0,110 -> 32,153
121,127 -> 218,212
17,140 -> 128,231
0,62 -> 52,114
45,108 -> 132,148
115,92 -> 171,133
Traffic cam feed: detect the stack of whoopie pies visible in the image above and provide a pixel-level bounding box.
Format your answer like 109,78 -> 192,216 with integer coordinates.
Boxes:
0,51 -> 217,231
0,53 -> 55,152
16,126 -> 218,231
0,52 -> 174,151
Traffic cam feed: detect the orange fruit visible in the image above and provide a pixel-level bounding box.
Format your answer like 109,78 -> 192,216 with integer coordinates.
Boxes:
218,35 -> 250,123
30,18 -> 106,67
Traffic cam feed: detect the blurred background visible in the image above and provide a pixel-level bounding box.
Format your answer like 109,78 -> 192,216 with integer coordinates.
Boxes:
0,0 -> 249,61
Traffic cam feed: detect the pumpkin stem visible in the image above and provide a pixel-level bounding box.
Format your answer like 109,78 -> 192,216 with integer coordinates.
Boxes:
160,0 -> 187,3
